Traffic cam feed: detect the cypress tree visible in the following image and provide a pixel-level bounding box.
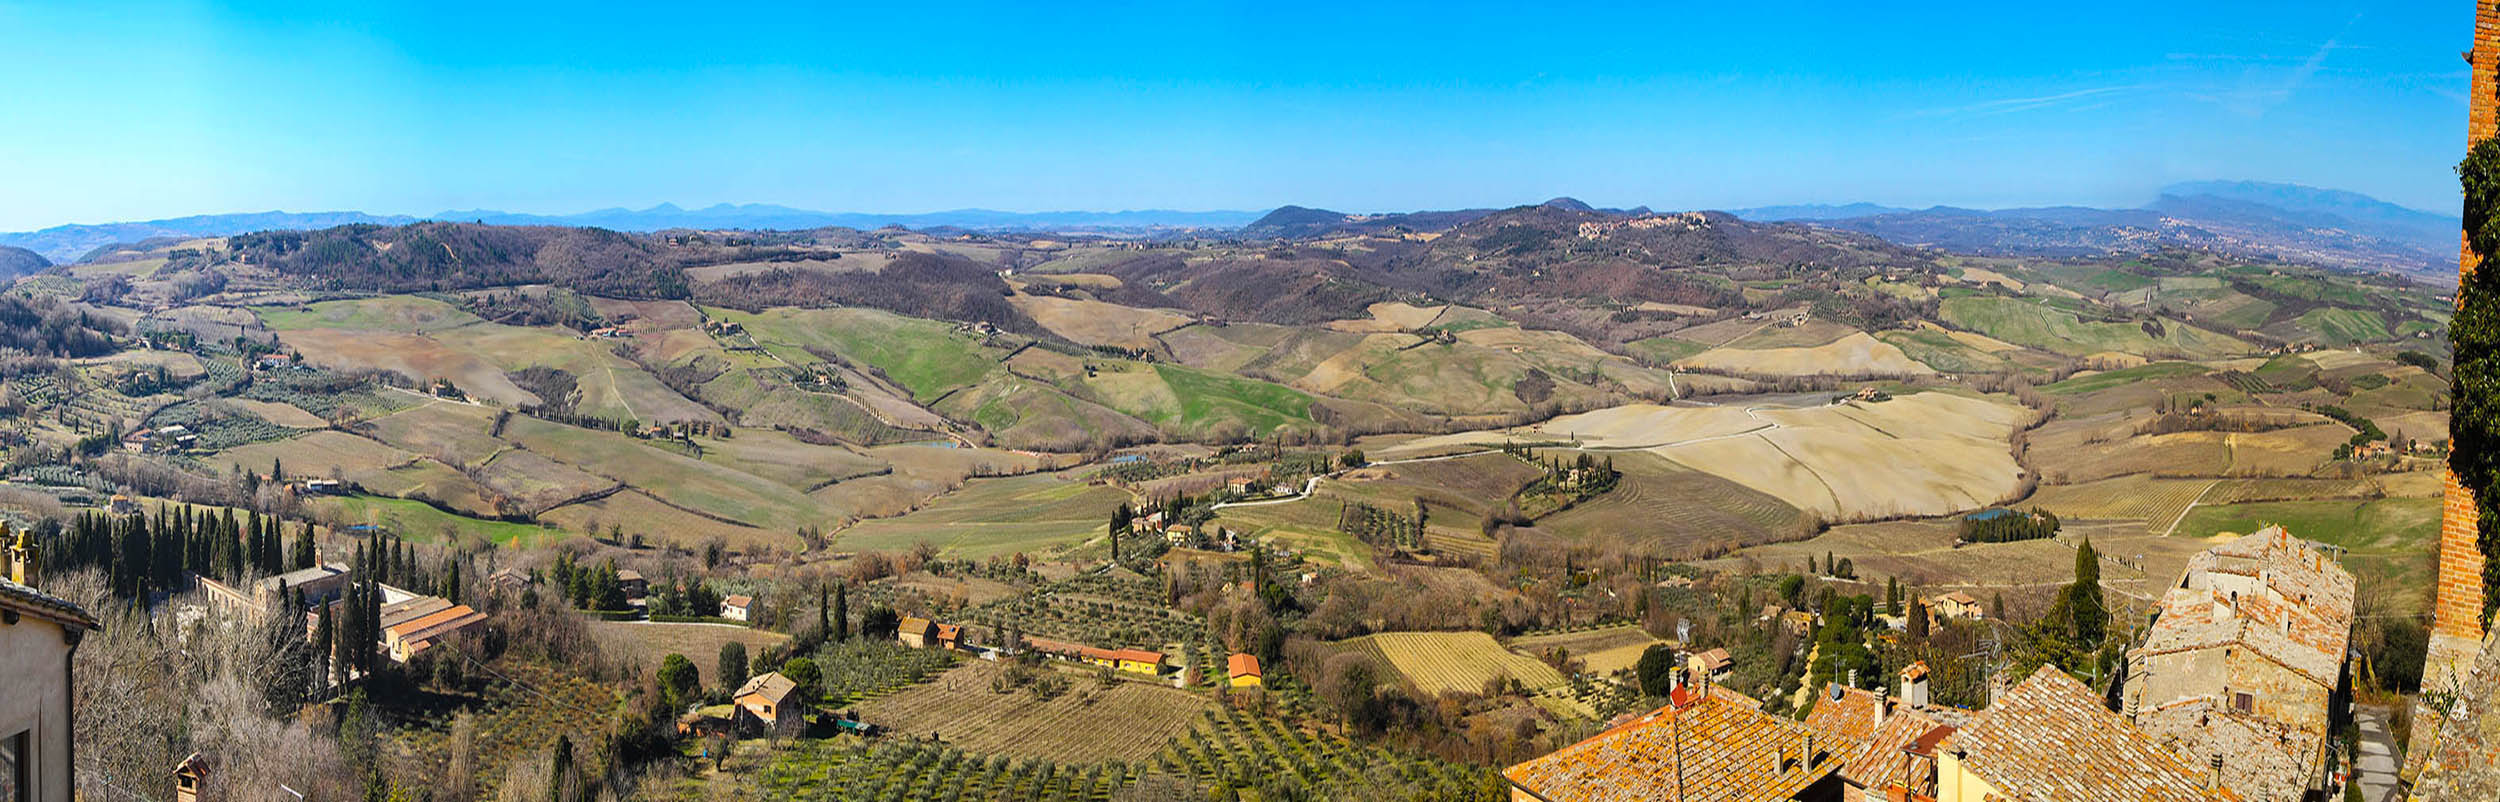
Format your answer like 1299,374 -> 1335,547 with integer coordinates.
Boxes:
832,582 -> 849,641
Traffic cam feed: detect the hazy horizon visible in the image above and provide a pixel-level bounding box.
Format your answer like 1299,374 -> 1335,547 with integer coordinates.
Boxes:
0,1 -> 2464,231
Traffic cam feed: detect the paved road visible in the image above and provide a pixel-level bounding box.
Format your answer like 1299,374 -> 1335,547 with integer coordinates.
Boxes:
2355,705 -> 2401,802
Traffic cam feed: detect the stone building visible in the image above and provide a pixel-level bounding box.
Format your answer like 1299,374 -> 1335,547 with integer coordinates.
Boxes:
2,530 -> 101,802
2123,525 -> 2354,802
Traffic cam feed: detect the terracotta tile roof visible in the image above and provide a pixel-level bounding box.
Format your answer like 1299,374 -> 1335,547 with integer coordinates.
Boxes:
1693,647 -> 1732,671
934,622 -> 961,642
736,671 -> 799,704
0,576 -> 98,631
1228,652 -> 1261,678
387,604 -> 485,644
379,596 -> 454,630
1945,667 -> 2235,802
898,616 -> 933,635
1804,684 -> 1886,748
1504,694 -> 1837,802
721,594 -> 752,607
1835,708 -> 1950,793
1668,683 -> 1763,712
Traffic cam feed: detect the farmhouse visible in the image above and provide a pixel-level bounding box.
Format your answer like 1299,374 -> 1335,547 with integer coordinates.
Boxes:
1089,647 -> 1166,675
614,569 -> 647,599
1227,653 -> 1262,687
1928,592 -> 1984,621
1934,667 -> 2229,802
897,616 -> 937,648
2,543 -> 101,802
2123,525 -> 2354,802
1687,647 -> 1733,681
720,594 -> 752,621
383,603 -> 488,663
733,672 -> 805,736
1503,686 -> 1842,802
934,622 -> 963,650
487,566 -> 531,596
173,752 -> 211,802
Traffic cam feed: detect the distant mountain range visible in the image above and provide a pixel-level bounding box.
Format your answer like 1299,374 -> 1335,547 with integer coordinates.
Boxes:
0,181 -> 2456,279
0,205 -> 1265,266
1730,181 -> 2459,279
431,203 -> 1264,236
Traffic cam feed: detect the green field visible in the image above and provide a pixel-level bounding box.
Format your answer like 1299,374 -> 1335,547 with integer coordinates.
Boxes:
2172,496 -> 2440,612
834,473 -> 1128,558
1150,363 -> 1313,431
310,494 -> 555,546
2041,362 -> 2209,395
1624,336 -> 1710,364
1940,296 -> 2247,358
501,416 -> 828,531
2295,308 -> 2390,345
256,295 -> 483,333
722,307 -> 1006,403
1878,328 -> 2022,374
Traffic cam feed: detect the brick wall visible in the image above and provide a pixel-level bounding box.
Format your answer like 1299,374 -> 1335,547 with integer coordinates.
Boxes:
2432,0 -> 2500,662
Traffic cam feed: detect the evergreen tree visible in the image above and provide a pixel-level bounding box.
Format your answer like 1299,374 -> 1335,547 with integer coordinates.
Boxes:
832,582 -> 850,641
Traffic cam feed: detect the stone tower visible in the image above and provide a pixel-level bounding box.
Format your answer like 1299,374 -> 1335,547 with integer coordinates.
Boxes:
2427,0 -> 2500,693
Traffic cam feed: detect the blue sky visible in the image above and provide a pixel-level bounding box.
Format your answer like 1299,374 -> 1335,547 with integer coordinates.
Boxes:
0,1 -> 2468,231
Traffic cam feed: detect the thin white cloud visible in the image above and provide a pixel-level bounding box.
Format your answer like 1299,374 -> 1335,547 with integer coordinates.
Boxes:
1909,85 -> 2147,119
2198,14 -> 2360,118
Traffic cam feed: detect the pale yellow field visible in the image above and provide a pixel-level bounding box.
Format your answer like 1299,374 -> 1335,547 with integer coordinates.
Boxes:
280,329 -> 540,405
1008,294 -> 1194,350
2303,350 -> 2383,371
1926,322 -> 2022,353
1400,393 -> 2023,520
1955,267 -> 2026,291
1674,331 -> 1936,377
1325,302 -> 1446,332
1351,631 -> 1569,696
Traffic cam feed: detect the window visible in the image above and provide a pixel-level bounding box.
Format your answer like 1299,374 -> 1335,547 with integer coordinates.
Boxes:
1,730 -> 26,802
2232,692 -> 2255,714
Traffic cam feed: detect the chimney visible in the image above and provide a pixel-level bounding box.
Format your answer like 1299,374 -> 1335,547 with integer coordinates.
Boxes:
2207,754 -> 2224,792
4,522 -> 33,586
1848,668 -> 1859,690
1901,663 -> 1930,709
